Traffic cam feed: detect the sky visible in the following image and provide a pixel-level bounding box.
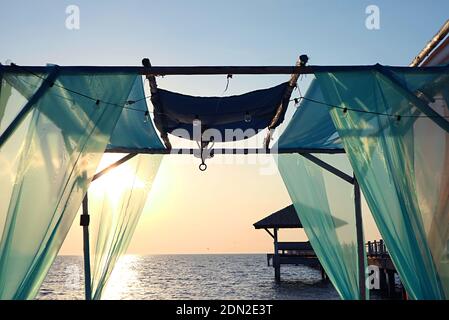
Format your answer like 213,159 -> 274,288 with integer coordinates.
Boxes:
1,0 -> 448,254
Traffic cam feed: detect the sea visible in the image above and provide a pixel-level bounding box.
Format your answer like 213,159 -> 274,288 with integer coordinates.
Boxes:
37,254 -> 342,300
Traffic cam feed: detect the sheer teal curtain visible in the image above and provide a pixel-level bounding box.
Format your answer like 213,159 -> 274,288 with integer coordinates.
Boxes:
276,153 -> 366,300
108,76 -> 165,149
276,79 -> 342,150
315,69 -> 449,299
0,73 -> 43,136
0,71 -> 137,299
88,154 -> 163,299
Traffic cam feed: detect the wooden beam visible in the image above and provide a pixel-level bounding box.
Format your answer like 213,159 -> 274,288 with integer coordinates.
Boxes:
264,228 -> 275,239
410,19 -> 449,66
92,153 -> 137,181
300,153 -> 354,184
2,64 -> 448,76
104,147 -> 346,155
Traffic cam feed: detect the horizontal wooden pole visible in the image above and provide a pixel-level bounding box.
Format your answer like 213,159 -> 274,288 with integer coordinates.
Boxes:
1,64 -> 448,75
104,147 -> 345,154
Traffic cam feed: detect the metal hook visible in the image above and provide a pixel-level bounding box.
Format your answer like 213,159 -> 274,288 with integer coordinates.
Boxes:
199,162 -> 207,171
198,140 -> 208,172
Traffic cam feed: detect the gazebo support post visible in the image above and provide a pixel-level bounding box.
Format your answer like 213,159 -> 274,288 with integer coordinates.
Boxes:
81,194 -> 92,300
273,228 -> 280,282
354,177 -> 367,300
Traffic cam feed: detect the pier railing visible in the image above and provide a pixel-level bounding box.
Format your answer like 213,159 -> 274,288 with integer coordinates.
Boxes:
366,240 -> 388,257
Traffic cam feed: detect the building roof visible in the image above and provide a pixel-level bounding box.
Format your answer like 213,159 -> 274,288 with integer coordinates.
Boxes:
422,35 -> 449,66
253,205 -> 303,229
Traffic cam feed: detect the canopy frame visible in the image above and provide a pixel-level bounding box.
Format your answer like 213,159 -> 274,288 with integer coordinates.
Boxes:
4,62 -> 448,301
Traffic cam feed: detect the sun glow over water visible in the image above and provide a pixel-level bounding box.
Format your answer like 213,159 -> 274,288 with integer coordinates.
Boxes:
90,155 -> 146,210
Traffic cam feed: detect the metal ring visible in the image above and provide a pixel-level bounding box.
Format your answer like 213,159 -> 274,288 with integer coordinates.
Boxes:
199,163 -> 207,171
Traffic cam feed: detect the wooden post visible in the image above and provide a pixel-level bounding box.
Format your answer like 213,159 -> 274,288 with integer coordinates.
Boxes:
387,270 -> 396,298
321,266 -> 327,280
354,178 -> 367,300
142,58 -> 172,149
379,268 -> 387,292
81,194 -> 92,300
401,282 -> 408,300
273,228 -> 280,282
264,56 -> 303,149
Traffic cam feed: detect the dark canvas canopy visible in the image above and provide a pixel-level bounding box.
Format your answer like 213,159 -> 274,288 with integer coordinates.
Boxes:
155,82 -> 288,141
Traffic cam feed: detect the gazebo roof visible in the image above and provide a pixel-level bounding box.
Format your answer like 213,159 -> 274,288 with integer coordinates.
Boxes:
253,204 -> 348,229
253,205 -> 302,229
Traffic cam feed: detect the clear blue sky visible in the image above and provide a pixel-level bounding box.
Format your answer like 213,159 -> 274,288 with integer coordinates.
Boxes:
2,0 -> 448,66
1,1 -> 448,254
2,0 -> 448,95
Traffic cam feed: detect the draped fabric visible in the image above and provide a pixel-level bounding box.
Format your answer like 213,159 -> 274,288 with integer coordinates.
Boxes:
88,154 -> 163,299
276,79 -> 342,150
156,82 -> 288,141
0,69 -> 137,299
277,153 -> 366,300
315,68 -> 449,299
0,73 -> 43,136
107,76 -> 164,150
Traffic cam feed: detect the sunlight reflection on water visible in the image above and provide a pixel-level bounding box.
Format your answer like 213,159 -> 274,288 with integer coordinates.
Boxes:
38,254 -> 340,300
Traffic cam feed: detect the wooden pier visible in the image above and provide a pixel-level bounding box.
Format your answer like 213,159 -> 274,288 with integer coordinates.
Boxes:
366,240 -> 404,298
254,205 -> 404,299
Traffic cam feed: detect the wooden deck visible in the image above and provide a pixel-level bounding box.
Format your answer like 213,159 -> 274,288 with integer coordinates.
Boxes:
366,240 -> 396,270
268,241 -> 326,280
267,241 -> 321,268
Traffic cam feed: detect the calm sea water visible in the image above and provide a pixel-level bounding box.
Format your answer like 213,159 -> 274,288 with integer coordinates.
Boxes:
37,254 -> 342,300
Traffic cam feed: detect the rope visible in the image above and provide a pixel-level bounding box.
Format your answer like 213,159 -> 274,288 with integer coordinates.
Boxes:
290,96 -> 449,119
223,74 -> 233,93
